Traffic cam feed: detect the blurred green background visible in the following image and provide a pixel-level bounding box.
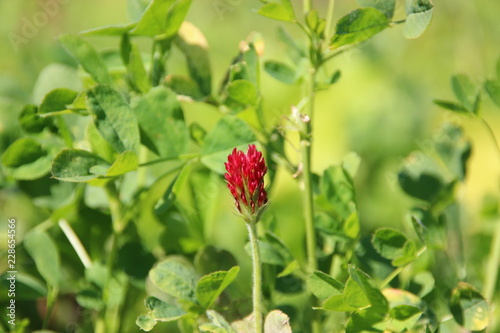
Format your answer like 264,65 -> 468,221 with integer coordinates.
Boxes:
1,0 -> 500,331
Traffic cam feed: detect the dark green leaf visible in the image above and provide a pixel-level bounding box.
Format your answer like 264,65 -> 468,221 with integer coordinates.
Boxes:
433,99 -> 469,114
149,258 -> 198,303
132,86 -> 189,158
76,288 -> 104,311
264,61 -> 296,84
18,104 -> 55,133
264,310 -> 292,333
357,0 -> 396,18
404,0 -> 434,39
166,75 -> 204,100
329,70 -> 341,85
194,246 -> 238,275
0,273 -> 47,300
398,171 -> 443,202
307,271 -> 344,300
195,266 -> 239,309
449,282 -> 489,331
51,149 -> 111,182
225,80 -> 258,105
59,34 -> 113,85
451,74 -> 480,113
24,229 -> 61,287
200,116 -> 256,173
39,88 -> 78,114
175,22 -> 212,96
330,8 -> 389,49
86,85 -> 140,153
372,228 -> 408,260
387,305 -> 422,331
484,79 -> 500,107
257,2 -> 295,22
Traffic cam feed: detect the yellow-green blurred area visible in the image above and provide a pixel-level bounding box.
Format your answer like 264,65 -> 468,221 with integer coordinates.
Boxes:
1,0 -> 500,331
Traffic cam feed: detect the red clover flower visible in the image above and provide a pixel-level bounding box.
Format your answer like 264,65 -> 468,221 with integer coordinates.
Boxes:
224,144 -> 268,223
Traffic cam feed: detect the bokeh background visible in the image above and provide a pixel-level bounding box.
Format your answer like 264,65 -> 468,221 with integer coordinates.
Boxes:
1,0 -> 500,332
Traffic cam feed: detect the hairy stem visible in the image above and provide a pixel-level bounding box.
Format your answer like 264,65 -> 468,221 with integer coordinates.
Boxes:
247,222 -> 263,333
325,0 -> 335,38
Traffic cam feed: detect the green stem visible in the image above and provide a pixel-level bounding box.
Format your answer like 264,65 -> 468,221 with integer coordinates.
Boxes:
325,0 -> 335,38
247,222 -> 263,333
484,217 -> 500,302
379,246 -> 427,289
302,69 -> 317,273
480,116 -> 500,157
42,286 -> 59,329
303,0 -> 311,13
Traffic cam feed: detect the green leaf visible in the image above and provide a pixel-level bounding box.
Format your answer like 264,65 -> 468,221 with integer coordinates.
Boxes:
131,0 -> 192,38
200,116 -> 257,173
344,277 -> 371,309
305,9 -> 319,31
307,271 -> 344,300
484,79 -> 500,107
343,211 -> 360,239
390,304 -> 421,320
404,0 -> 434,39
195,266 -> 239,309
264,310 -> 292,333
449,282 -> 489,331
225,80 -> 258,106
391,240 -> 417,266
0,273 -> 47,300
257,1 -> 295,22
127,44 -> 151,93
59,34 -> 113,85
106,150 -> 138,177
357,0 -> 396,18
329,70 -> 342,85
372,228 -> 408,260
277,26 -> 306,64
433,99 -> 469,114
81,23 -> 137,36
348,266 -> 388,317
146,297 -> 186,321
166,75 -> 204,100
410,271 -> 435,297
136,314 -> 157,331
39,88 -> 79,114
330,8 -> 389,49
321,294 -> 358,312
132,86 -> 189,158
398,171 -> 443,202
127,0 -> 151,21
194,246 -> 238,275
18,104 -> 55,133
23,229 -> 61,287
51,149 -> 111,182
2,138 -> 45,168
76,288 -> 104,311
264,61 -> 296,84
33,63 -> 82,104
451,74 -> 480,113
86,85 -> 140,153
175,22 -> 212,96
149,258 -> 198,303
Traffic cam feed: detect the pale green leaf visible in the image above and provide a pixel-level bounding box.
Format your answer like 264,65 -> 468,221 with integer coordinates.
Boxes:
51,149 -> 111,182
258,2 -> 295,22
24,229 -> 61,287
404,0 -> 434,39
195,267 -> 239,309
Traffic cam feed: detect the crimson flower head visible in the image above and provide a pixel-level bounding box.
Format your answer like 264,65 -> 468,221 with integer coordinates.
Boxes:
224,144 -> 268,223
